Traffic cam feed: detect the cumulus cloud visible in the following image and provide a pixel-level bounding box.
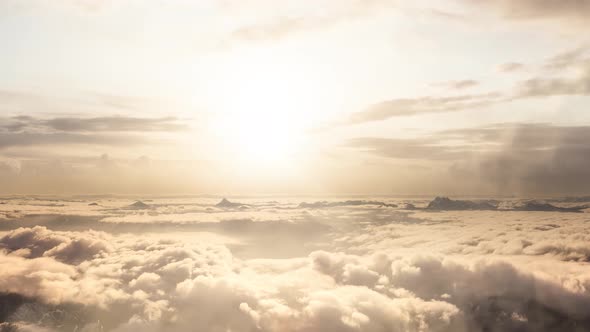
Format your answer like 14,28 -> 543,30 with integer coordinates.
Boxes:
0,226 -> 112,264
0,229 -> 587,331
1,198 -> 590,331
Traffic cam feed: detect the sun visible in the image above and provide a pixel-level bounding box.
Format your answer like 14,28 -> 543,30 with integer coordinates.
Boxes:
219,103 -> 301,166
204,48 -> 329,174
210,69 -> 310,170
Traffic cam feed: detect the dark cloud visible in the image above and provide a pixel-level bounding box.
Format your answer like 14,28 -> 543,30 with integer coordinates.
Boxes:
441,123 -> 590,149
348,123 -> 590,195
488,143 -> 590,195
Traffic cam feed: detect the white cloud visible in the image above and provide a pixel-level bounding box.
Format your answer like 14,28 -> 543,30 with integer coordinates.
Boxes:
1,197 -> 590,331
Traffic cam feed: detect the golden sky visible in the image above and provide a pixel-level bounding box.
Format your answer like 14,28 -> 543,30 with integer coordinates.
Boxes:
1,0 -> 590,195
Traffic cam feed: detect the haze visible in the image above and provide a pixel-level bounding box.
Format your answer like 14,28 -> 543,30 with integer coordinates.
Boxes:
1,1 -> 590,332
1,0 -> 589,196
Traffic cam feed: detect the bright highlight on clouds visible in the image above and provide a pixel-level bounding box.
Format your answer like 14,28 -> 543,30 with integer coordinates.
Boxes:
1,196 -> 590,331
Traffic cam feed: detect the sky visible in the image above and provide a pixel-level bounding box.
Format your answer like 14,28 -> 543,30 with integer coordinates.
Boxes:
1,0 -> 590,196
3,3 -> 590,330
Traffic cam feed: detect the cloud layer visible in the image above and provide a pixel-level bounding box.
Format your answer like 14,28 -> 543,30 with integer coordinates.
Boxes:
0,197 -> 590,331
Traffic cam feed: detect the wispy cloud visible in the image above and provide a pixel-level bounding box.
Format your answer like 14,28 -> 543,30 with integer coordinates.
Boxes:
348,92 -> 502,124
230,0 -> 397,42
497,62 -> 526,73
348,46 -> 590,124
430,80 -> 480,90
0,132 -> 148,149
464,0 -> 590,27
1,115 -> 187,133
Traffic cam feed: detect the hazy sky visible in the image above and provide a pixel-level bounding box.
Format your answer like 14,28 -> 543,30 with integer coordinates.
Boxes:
1,0 -> 590,195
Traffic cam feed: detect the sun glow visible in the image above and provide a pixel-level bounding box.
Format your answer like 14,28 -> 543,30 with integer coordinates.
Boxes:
210,56 -> 319,170
218,104 -> 302,166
